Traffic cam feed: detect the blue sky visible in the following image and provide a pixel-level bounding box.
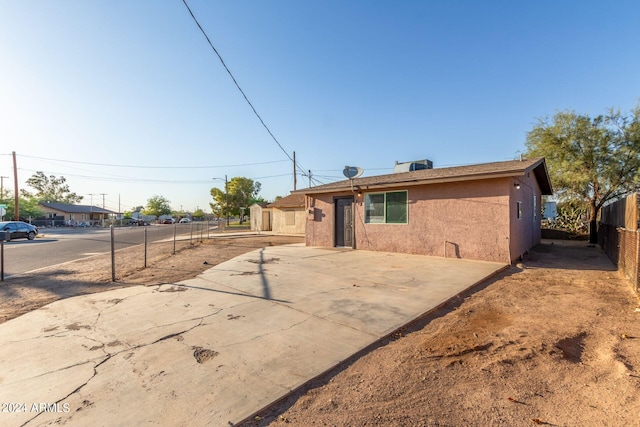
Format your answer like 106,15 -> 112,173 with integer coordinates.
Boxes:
1,0 -> 639,214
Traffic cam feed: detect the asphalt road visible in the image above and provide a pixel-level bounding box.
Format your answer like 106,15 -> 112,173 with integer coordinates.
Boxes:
0,223 -> 217,277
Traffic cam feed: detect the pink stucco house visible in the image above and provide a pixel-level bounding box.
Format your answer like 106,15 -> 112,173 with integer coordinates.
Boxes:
296,157 -> 553,264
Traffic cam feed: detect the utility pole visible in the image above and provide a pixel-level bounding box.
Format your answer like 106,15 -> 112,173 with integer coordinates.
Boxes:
0,175 -> 7,221
293,151 -> 297,191
100,193 -> 107,226
212,176 -> 230,226
0,176 -> 7,200
88,193 -> 96,225
225,175 -> 229,226
12,152 -> 18,221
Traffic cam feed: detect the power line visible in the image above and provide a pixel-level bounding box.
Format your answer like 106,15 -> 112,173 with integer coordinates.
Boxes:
17,167 -> 294,185
18,154 -> 289,169
16,153 -> 337,186
182,0 -> 295,166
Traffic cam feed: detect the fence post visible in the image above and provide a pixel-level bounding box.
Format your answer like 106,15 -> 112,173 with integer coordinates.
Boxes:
190,221 -> 193,245
1,239 -> 4,282
173,223 -> 177,255
110,225 -> 116,282
636,229 -> 640,293
144,227 -> 148,268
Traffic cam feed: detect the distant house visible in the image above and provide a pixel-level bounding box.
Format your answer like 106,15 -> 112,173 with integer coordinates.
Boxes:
295,157 -> 553,264
39,202 -> 116,226
250,193 -> 306,235
250,202 -> 270,232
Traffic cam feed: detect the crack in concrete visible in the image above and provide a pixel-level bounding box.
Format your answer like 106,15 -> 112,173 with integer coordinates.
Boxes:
13,293 -> 231,425
2,358 -> 100,388
217,316 -> 314,349
19,311 -> 221,425
269,296 -> 380,338
20,355 -> 111,427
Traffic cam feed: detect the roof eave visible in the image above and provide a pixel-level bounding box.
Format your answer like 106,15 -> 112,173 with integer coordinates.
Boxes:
299,170 -> 536,195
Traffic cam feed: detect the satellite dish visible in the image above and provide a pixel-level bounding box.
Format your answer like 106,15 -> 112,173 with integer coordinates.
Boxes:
343,166 -> 364,179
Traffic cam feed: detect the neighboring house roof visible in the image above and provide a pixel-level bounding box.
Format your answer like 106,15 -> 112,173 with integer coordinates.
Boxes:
40,202 -> 116,214
295,157 -> 553,196
267,193 -> 306,208
250,202 -> 270,208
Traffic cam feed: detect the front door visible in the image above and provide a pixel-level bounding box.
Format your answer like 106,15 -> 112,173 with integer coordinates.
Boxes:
335,197 -> 354,247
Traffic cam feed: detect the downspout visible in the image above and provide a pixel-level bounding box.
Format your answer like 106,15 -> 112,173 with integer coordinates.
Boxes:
352,199 -> 356,249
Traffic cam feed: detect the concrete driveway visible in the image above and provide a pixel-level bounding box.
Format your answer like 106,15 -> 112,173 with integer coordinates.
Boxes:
0,244 -> 506,426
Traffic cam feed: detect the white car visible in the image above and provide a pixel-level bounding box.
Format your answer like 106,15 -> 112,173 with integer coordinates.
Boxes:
179,218 -> 191,224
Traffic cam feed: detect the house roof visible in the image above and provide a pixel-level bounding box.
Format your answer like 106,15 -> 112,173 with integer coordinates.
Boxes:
40,202 -> 116,214
295,157 -> 553,196
250,202 -> 270,208
267,193 -> 305,208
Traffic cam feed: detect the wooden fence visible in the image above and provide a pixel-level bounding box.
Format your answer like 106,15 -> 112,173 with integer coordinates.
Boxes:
599,193 -> 639,293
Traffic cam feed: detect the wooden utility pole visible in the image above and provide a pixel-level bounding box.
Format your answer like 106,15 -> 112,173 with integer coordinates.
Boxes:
12,152 -> 18,220
100,193 -> 107,225
0,176 -> 7,199
293,151 -> 297,191
0,176 -> 7,221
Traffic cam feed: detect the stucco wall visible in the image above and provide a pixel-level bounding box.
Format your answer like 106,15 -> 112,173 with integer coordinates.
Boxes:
305,176 -> 546,263
270,208 -> 306,235
306,193 -> 343,247
509,173 -> 543,260
250,205 -> 270,231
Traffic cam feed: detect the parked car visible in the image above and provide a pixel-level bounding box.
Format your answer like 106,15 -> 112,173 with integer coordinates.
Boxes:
160,218 -> 175,224
126,218 -> 148,226
0,221 -> 38,241
178,218 -> 191,224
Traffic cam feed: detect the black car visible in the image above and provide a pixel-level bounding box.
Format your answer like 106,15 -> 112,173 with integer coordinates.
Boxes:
126,218 -> 148,226
0,221 -> 39,241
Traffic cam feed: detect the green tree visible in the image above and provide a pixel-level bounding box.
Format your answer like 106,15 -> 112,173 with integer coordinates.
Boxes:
193,208 -> 205,219
143,195 -> 172,219
525,106 -> 640,243
210,177 -> 262,224
1,192 -> 44,221
21,171 -> 83,204
209,189 -> 225,220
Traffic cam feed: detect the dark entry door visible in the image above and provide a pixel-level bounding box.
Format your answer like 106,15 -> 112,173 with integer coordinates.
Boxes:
335,197 -> 354,247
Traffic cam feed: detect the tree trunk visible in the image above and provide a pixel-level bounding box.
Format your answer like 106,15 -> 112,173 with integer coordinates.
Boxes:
589,199 -> 598,244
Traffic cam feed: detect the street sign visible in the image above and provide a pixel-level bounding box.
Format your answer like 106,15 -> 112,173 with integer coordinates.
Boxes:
0,204 -> 7,208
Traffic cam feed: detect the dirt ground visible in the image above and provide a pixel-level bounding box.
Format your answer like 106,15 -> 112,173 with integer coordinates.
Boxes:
242,240 -> 640,427
2,236 -> 639,426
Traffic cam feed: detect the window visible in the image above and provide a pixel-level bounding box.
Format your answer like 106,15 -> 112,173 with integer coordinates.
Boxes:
365,191 -> 408,224
285,210 -> 295,226
365,194 -> 385,223
516,201 -> 523,219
